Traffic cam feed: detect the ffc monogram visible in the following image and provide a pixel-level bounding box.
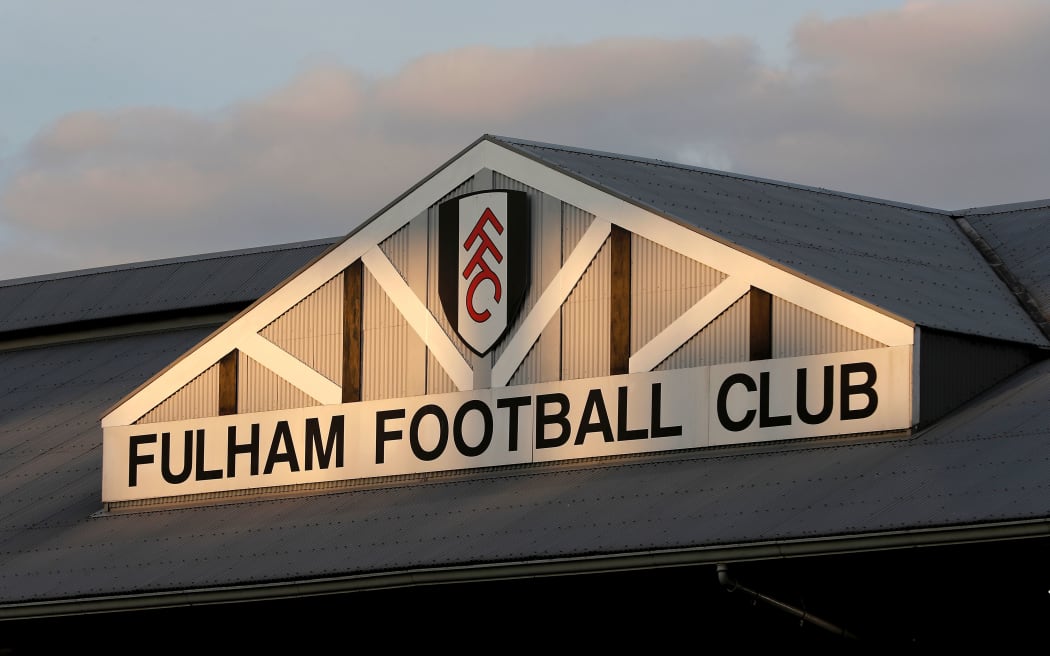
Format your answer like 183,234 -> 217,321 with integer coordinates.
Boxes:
439,190 -> 530,355
462,207 -> 503,323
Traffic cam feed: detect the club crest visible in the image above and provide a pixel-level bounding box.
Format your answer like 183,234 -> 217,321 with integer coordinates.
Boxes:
438,190 -> 530,356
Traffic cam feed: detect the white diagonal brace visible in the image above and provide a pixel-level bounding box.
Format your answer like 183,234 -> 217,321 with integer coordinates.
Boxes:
361,247 -> 474,391
103,142 -> 500,428
492,218 -> 612,386
629,276 -> 752,373
239,332 -> 343,405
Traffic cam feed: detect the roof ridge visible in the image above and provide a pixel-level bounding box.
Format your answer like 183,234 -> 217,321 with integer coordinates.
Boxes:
489,135 -> 949,216
954,200 -> 1050,216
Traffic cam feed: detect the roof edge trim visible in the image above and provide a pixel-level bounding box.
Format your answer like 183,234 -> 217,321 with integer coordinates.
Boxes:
487,135 -> 951,215
3,518 -> 1046,621
0,237 -> 341,289
954,199 -> 1050,216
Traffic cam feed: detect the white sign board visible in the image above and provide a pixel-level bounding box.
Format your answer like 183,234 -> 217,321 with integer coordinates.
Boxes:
102,346 -> 911,503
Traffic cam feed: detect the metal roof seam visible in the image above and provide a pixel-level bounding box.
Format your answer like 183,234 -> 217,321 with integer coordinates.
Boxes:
953,216 -> 1050,341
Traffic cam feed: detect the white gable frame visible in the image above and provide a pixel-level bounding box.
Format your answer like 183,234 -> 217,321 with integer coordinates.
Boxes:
103,138 -> 914,428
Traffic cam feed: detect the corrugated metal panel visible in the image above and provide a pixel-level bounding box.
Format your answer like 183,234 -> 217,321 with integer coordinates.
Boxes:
495,137 -> 1047,347
491,174 -> 564,386
508,318 -> 559,386
135,363 -> 219,424
508,342 -> 539,386
492,173 -> 540,365
427,350 -> 457,394
561,238 -> 610,380
379,223 -> 412,282
0,239 -> 337,334
422,177 -> 477,395
919,328 -> 1039,425
238,352 -> 318,413
363,269 -> 425,401
631,234 -> 727,352
773,296 -> 885,358
492,171 -> 537,196
491,173 -> 544,365
427,178 -> 478,367
562,202 -> 595,260
656,294 -> 749,370
260,275 -> 343,384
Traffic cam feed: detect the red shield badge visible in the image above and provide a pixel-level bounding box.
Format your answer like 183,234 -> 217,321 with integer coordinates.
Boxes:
439,190 -> 530,356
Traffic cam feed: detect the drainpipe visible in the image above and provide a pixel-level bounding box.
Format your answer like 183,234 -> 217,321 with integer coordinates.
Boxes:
717,563 -> 858,640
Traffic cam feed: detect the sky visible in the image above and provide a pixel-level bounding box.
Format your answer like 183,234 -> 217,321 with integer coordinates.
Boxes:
1,0 -> 1048,280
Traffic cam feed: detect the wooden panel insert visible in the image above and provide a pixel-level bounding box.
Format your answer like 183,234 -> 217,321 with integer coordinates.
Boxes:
750,287 -> 772,361
611,224 -> 632,375
343,260 -> 363,403
218,349 -> 239,415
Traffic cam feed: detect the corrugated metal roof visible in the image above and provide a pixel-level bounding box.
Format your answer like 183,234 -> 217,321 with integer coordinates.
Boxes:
489,136 -> 1047,346
958,203 -> 1050,321
1,325 -> 1049,606
2,136 -> 1050,617
0,238 -> 338,335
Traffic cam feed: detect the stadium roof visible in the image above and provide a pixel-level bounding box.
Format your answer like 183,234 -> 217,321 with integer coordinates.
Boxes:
1,136 -> 1048,647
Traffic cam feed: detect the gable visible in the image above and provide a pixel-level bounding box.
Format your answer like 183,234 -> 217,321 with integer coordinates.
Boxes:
100,137 -> 917,505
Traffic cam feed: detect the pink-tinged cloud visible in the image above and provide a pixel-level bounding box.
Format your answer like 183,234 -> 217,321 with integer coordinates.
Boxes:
740,0 -> 1050,206
791,0 -> 1050,117
374,37 -> 755,122
1,0 -> 1049,280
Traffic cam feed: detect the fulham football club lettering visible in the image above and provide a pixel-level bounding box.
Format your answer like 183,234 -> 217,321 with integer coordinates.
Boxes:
439,190 -> 530,355
102,348 -> 911,502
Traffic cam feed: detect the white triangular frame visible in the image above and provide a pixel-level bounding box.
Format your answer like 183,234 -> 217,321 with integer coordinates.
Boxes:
103,138 -> 914,428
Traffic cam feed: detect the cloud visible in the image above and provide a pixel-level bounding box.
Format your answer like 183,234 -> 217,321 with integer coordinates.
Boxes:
745,0 -> 1050,206
1,0 -> 1049,279
0,69 -> 462,277
374,38 -> 755,122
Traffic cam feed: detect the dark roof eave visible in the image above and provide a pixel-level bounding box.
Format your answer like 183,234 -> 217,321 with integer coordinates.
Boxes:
2,517 -> 1047,621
